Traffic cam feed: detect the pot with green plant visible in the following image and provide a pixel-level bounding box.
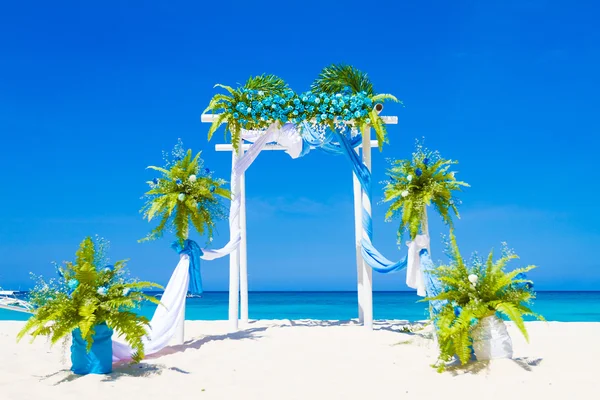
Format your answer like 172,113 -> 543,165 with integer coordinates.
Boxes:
17,237 -> 161,375
424,232 -> 544,371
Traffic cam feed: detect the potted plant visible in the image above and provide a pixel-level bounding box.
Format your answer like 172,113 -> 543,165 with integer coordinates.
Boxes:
424,233 -> 544,371
17,237 -> 161,374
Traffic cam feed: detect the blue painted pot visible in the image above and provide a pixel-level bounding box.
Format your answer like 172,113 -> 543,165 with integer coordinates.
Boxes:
71,322 -> 113,375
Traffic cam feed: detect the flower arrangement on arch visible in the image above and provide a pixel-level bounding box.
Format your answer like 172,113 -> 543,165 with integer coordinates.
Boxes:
203,64 -> 399,151
140,140 -> 230,245
17,237 -> 162,365
384,141 -> 469,240
424,233 -> 544,372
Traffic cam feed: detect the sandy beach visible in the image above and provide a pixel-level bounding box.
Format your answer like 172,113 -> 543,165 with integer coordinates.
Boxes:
0,320 -> 597,399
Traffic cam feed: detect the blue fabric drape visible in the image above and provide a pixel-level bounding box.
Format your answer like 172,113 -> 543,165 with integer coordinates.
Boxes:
171,239 -> 204,295
335,132 -> 407,273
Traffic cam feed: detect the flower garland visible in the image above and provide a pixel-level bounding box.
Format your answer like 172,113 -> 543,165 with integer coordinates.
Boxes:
384,141 -> 469,240
203,64 -> 399,151
140,140 -> 229,244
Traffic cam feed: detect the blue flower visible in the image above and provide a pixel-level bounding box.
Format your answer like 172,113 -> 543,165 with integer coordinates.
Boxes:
176,179 -> 182,185
205,167 -> 210,174
67,279 -> 79,290
415,168 -> 423,177
209,185 -> 216,193
423,158 -> 429,166
152,178 -> 159,185
354,111 -> 360,118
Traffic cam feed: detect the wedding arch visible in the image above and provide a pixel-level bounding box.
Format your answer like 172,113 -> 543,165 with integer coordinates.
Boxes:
200,110 -> 429,332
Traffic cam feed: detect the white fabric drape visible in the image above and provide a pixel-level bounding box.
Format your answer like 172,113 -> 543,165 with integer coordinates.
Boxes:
112,254 -> 190,362
405,234 -> 430,297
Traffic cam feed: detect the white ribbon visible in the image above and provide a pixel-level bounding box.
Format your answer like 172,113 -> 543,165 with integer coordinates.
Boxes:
240,123 -> 304,159
405,234 -> 430,297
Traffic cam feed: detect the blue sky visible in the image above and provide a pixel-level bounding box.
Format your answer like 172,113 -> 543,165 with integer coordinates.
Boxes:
1,1 -> 599,291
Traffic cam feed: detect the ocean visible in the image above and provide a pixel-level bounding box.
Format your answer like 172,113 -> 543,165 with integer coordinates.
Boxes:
1,291 -> 599,322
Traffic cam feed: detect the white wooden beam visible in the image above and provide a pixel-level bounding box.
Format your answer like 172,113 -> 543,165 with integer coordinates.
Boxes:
214,140 -> 380,152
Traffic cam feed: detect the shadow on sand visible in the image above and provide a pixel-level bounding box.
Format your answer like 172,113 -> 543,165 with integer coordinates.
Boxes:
446,357 -> 544,376
44,325 -> 268,385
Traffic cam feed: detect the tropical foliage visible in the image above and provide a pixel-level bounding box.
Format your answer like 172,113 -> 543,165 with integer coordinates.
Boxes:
17,237 -> 161,363
384,141 -> 469,240
424,233 -> 544,371
203,74 -> 290,148
311,64 -> 399,149
140,140 -> 229,245
203,64 -> 399,151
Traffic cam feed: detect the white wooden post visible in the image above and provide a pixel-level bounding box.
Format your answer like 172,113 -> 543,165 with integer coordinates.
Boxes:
239,160 -> 249,323
352,147 -> 364,323
422,206 -> 431,253
228,136 -> 242,332
361,126 -> 374,330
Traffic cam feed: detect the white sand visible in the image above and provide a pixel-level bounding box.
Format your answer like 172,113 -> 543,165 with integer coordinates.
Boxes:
0,320 -> 597,399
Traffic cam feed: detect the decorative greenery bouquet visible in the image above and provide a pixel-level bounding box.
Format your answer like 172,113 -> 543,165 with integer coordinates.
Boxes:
203,64 -> 399,151
424,233 -> 544,371
18,237 -> 161,362
384,141 -> 469,240
140,140 -> 230,245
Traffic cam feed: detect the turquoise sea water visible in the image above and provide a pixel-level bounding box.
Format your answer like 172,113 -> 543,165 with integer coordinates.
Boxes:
1,291 -> 599,322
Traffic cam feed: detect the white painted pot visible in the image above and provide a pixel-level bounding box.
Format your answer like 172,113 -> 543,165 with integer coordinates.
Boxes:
472,315 -> 513,361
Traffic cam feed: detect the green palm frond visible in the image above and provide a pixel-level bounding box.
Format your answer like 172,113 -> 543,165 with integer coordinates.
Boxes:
140,142 -> 230,245
311,64 -> 375,95
244,74 -> 288,93
384,144 -> 469,240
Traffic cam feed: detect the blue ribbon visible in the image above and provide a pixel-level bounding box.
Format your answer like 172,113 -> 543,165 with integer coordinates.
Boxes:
171,239 -> 204,296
